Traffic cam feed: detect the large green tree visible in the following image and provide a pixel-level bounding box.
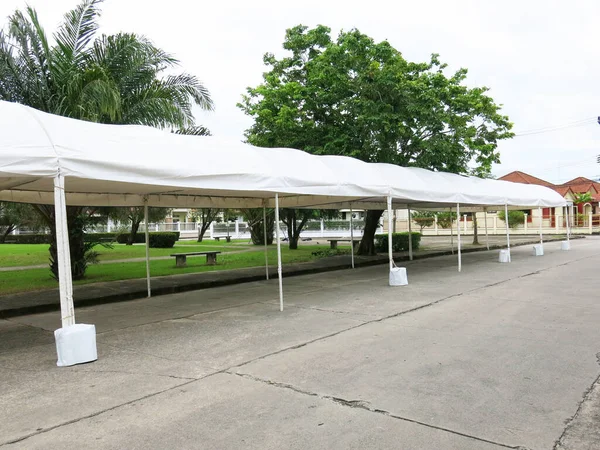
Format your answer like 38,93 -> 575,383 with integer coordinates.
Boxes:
0,0 -> 212,278
239,25 -> 513,254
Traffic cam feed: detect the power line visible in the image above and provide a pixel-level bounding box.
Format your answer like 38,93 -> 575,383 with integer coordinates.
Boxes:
514,118 -> 597,137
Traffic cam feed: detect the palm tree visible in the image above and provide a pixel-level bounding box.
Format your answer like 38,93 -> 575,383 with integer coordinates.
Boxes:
0,0 -> 213,279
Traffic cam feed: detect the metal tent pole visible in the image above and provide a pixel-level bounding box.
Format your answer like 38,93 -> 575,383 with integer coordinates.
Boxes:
567,204 -> 571,242
350,205 -> 355,269
505,204 -> 511,261
144,199 -> 151,298
263,204 -> 269,280
484,208 -> 489,250
54,174 -> 75,328
539,206 -> 543,246
457,203 -> 462,272
387,196 -> 393,270
275,194 -> 283,311
407,207 -> 413,261
450,207 -> 454,255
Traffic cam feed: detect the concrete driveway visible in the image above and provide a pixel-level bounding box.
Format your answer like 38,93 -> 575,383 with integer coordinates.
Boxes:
1,238 -> 599,449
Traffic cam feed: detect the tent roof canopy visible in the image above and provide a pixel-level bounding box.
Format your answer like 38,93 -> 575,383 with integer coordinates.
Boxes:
0,101 -> 566,210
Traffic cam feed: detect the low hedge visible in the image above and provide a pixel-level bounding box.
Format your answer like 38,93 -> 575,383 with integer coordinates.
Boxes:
116,233 -> 144,244
148,232 -> 178,248
375,232 -> 421,252
116,231 -> 180,244
2,234 -> 51,244
2,231 -> 179,246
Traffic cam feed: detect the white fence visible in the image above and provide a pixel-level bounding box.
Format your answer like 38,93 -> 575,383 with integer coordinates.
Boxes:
388,212 -> 600,236
132,219 -> 373,240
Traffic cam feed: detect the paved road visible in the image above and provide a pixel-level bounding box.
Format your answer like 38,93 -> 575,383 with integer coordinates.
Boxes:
0,238 -> 598,449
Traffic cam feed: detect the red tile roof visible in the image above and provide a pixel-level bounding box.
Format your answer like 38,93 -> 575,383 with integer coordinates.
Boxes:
561,177 -> 596,186
498,171 -> 600,201
563,183 -> 598,194
498,171 -> 554,187
559,177 -> 600,192
553,186 -> 574,197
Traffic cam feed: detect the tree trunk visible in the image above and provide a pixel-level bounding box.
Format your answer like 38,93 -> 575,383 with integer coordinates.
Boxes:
198,222 -> 211,242
357,210 -> 384,255
128,220 -> 141,245
0,225 -> 15,243
249,218 -> 274,245
285,210 -> 299,250
472,213 -> 479,245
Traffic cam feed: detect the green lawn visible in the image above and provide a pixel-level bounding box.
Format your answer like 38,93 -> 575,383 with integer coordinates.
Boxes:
0,245 -> 346,295
0,239 -> 252,267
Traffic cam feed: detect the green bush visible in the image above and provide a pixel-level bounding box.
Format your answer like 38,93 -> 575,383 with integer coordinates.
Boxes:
2,232 -> 122,244
116,233 -> 144,244
375,232 -> 421,252
148,232 -> 178,248
2,234 -> 51,244
498,210 -> 525,229
85,233 -> 118,242
116,231 -> 180,244
311,249 -> 350,258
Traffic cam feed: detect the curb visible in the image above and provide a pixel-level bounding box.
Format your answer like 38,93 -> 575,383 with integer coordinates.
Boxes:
0,236 -> 579,319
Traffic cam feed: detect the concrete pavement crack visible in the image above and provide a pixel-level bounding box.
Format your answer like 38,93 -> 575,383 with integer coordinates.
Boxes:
553,359 -> 600,450
228,371 -> 528,450
0,377 -> 201,447
232,254 -> 595,371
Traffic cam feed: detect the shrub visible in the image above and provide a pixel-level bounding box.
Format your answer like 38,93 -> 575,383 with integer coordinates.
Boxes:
436,212 -> 456,229
84,232 -> 118,243
498,210 -> 525,229
116,233 -> 144,244
411,211 -> 435,232
148,232 -> 178,248
116,231 -> 180,244
2,231 -> 180,246
375,232 -> 421,252
2,233 -> 51,244
311,249 -> 350,258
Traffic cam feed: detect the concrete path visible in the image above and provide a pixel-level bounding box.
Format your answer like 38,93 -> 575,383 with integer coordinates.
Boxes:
0,238 -> 599,449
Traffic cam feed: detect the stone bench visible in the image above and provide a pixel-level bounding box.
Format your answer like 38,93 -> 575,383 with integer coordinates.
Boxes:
327,239 -> 361,249
213,236 -> 231,242
170,251 -> 221,267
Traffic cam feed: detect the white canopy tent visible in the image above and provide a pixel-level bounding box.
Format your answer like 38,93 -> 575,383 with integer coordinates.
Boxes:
0,101 -> 566,331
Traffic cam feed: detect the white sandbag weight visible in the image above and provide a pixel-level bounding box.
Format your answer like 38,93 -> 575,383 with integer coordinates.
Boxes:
55,324 -> 97,367
499,249 -> 511,263
389,266 -> 408,286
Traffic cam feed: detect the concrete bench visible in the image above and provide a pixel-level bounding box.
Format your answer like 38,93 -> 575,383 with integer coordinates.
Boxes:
213,236 -> 231,242
170,251 -> 221,267
327,239 -> 361,249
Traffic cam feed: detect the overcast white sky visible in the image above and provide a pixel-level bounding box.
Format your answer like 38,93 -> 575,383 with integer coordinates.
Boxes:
2,0 -> 599,183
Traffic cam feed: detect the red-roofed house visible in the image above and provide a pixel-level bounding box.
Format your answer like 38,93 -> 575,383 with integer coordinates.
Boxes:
499,171 -> 600,228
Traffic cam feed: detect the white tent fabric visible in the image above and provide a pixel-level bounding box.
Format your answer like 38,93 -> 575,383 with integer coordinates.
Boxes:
0,100 -> 567,336
0,101 -> 566,209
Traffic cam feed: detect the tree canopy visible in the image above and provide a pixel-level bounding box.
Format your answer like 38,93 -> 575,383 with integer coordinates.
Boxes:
240,25 -> 513,173
239,25 -> 514,254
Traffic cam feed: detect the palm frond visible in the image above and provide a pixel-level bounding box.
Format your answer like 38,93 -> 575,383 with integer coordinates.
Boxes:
54,0 -> 102,59
175,125 -> 211,136
0,9 -> 52,110
163,73 -> 214,111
